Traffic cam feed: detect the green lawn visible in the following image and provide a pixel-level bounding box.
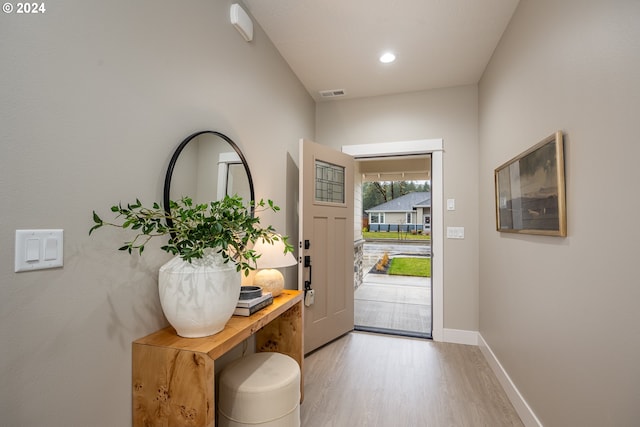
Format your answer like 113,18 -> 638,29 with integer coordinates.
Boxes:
363,231 -> 431,241
387,257 -> 431,277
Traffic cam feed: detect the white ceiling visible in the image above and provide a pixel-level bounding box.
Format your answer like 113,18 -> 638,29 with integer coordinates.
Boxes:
243,0 -> 520,102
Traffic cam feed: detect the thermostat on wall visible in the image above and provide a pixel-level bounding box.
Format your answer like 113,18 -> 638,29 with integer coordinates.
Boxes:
230,3 -> 253,42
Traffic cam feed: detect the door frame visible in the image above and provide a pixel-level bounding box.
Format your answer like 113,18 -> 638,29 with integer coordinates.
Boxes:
342,139 -> 444,342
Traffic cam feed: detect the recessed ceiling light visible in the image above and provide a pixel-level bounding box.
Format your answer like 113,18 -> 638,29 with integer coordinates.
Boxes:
379,52 -> 396,63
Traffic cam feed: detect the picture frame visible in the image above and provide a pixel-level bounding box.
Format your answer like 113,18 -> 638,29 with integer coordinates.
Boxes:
494,131 -> 566,236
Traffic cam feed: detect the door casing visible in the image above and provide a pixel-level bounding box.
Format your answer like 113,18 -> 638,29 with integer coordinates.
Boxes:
342,139 -> 443,341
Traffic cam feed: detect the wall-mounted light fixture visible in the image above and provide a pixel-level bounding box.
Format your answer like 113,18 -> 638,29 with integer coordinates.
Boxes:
230,3 -> 253,42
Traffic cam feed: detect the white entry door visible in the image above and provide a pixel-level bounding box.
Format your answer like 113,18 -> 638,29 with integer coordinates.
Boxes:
299,139 -> 355,353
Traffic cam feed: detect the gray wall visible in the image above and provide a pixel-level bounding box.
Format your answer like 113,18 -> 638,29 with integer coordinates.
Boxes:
5,0 -> 638,425
317,85 -> 480,331
479,0 -> 640,425
0,1 -> 313,425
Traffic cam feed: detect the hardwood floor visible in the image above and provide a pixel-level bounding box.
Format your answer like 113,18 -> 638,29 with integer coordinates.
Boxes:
301,332 -> 523,427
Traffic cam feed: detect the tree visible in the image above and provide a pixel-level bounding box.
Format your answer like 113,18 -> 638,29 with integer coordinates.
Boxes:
363,182 -> 388,211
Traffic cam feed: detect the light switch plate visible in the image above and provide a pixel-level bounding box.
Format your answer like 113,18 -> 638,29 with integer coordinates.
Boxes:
15,229 -> 64,272
447,199 -> 456,211
446,226 -> 465,239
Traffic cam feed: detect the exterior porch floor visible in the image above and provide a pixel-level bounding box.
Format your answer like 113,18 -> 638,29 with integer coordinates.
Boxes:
354,272 -> 431,336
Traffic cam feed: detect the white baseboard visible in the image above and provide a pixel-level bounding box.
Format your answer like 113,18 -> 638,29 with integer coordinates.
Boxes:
478,333 -> 543,427
442,328 -> 479,346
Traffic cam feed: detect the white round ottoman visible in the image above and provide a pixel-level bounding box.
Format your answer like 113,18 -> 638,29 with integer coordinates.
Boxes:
218,352 -> 301,427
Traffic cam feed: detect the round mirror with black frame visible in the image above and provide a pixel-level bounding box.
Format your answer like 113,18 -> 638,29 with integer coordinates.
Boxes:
163,131 -> 255,231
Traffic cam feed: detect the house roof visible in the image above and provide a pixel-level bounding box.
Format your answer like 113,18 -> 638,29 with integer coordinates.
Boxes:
366,192 -> 431,213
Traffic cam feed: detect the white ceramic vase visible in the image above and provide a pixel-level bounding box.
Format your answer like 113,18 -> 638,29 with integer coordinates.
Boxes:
158,249 -> 241,338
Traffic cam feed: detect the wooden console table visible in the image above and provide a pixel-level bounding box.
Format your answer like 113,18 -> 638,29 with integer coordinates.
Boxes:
132,289 -> 303,427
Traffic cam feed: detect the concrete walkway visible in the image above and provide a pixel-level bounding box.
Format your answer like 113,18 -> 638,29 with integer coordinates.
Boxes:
354,271 -> 432,335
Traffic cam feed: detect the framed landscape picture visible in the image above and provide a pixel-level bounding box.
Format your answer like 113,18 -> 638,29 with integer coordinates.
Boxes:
495,131 -> 566,236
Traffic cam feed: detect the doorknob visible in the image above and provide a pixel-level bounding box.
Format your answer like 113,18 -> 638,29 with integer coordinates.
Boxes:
304,256 -> 312,289
304,255 -> 314,306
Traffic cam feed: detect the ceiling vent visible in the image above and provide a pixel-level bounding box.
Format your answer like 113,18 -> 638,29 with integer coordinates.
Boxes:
319,89 -> 346,98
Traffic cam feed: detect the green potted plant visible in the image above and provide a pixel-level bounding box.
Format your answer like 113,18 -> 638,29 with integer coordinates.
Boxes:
90,195 -> 293,338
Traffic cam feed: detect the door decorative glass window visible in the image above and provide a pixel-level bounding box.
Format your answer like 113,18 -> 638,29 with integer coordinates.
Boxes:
315,160 -> 345,203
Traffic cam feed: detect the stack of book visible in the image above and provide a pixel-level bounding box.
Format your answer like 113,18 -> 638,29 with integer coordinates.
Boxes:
234,291 -> 273,316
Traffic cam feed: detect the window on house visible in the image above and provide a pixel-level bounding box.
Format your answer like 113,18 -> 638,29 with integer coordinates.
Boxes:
370,212 -> 385,224
406,213 -> 412,223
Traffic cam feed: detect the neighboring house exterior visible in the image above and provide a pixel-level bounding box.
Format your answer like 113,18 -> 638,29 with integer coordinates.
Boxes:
366,191 -> 431,233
